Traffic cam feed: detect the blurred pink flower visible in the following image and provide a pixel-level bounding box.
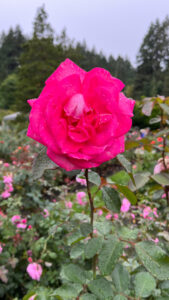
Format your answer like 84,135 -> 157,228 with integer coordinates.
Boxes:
143,206 -> 158,220
27,250 -> 32,257
132,165 -> 137,169
0,245 -> 3,254
27,263 -> 42,281
27,225 -> 32,230
113,213 -> 119,219
6,183 -> 13,192
28,257 -> 33,263
131,213 -> 135,219
106,213 -> 112,220
153,207 -> 158,217
28,295 -> 36,300
43,209 -> 50,218
3,175 -> 13,184
76,191 -> 87,206
97,209 -> 103,216
22,218 -> 27,224
3,163 -> 9,167
76,177 -> 87,186
152,238 -> 159,244
1,190 -> 11,198
143,206 -> 152,219
65,201 -> 72,209
17,223 -> 27,229
11,215 -> 21,224
120,198 -> 131,213
154,157 -> 169,174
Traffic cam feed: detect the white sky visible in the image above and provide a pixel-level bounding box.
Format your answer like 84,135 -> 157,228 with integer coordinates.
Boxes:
0,0 -> 169,65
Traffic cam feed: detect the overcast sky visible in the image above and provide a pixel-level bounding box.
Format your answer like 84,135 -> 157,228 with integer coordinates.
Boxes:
0,0 -> 169,65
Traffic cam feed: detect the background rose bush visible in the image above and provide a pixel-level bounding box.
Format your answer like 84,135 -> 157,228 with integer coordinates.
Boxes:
1,96 -> 169,299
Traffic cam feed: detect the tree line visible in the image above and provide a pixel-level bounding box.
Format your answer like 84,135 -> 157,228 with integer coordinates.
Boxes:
0,6 -> 169,112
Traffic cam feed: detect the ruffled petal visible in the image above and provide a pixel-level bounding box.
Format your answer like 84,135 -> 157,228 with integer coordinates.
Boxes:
46,58 -> 86,84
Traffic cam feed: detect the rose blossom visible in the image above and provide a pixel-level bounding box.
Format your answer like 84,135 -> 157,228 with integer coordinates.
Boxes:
27,59 -> 135,171
65,201 -> 73,209
76,191 -> 87,206
76,177 -> 87,186
3,175 -> 13,184
120,198 -> 131,213
106,213 -> 112,220
27,263 -> 42,281
1,190 -> 11,199
42,209 -> 50,218
113,213 -> 119,219
11,215 -> 21,224
154,156 -> 169,174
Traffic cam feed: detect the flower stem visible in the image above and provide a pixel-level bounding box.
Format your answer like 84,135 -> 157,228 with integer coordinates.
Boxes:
85,169 -> 96,278
85,169 -> 94,235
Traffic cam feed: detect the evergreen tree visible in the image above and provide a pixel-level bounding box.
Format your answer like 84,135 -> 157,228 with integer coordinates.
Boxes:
15,6 -> 65,112
134,17 -> 169,98
0,74 -> 18,109
0,26 -> 25,83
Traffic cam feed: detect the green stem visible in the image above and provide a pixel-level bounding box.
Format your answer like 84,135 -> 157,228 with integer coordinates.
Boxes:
85,169 -> 96,278
85,169 -> 94,235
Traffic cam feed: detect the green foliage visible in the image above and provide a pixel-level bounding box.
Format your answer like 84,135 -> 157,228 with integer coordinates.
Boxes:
88,278 -> 114,299
98,237 -> 123,275
111,264 -> 130,293
135,241 -> 169,280
134,272 -> 156,298
101,186 -> 121,212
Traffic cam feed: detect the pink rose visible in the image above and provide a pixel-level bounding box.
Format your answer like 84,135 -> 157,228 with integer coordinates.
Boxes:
120,198 -> 131,213
42,209 -> 50,218
26,263 -> 42,281
1,190 -> 11,199
27,59 -> 135,171
76,191 -> 87,206
65,201 -> 73,209
106,213 -> 112,220
3,175 -> 13,184
11,215 -> 21,224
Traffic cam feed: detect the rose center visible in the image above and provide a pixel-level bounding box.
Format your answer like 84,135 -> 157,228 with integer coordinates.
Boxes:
64,93 -> 89,119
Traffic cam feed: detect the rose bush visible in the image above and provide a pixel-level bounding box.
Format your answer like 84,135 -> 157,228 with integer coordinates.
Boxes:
27,59 -> 135,171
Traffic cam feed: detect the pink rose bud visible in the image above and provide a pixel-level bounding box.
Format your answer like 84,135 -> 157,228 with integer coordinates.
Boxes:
27,59 -> 135,171
28,257 -> 33,263
27,263 -> 42,281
